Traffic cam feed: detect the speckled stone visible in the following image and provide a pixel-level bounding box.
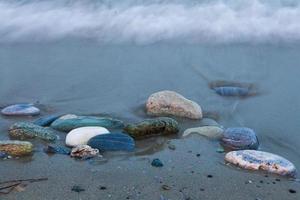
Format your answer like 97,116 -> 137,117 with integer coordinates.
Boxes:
220,127 -> 259,150
146,90 -> 202,119
0,140 -> 33,156
9,122 -> 58,142
124,117 -> 179,139
225,150 -> 297,177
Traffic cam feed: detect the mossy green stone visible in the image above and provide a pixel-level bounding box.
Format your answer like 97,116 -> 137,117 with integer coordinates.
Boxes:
124,117 -> 179,139
0,140 -> 33,156
9,122 -> 57,142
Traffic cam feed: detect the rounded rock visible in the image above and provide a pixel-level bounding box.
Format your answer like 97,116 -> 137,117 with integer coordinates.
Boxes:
124,117 -> 179,139
220,127 -> 259,150
50,114 -> 124,132
183,126 -> 224,140
88,133 -> 135,152
225,150 -> 297,177
146,90 -> 202,119
1,104 -> 40,116
0,140 -> 33,156
66,126 -> 110,147
70,145 -> 99,159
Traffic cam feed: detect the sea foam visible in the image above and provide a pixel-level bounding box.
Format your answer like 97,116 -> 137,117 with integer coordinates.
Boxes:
1,0 -> 300,44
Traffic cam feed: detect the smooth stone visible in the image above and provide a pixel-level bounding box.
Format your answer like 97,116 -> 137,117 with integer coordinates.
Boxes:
124,117 -> 179,139
1,104 -> 40,116
33,115 -> 61,126
220,127 -> 259,150
65,126 -> 110,147
0,151 -> 9,159
151,158 -> 164,167
44,145 -> 71,155
225,150 -> 297,177
146,90 -> 202,119
199,118 -> 222,127
88,133 -> 135,152
9,122 -> 58,142
182,126 -> 224,140
213,86 -> 249,96
0,140 -> 33,156
70,145 -> 99,159
50,114 -> 124,132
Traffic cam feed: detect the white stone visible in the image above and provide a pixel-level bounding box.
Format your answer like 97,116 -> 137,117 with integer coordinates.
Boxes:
183,126 -> 224,139
65,126 -> 110,147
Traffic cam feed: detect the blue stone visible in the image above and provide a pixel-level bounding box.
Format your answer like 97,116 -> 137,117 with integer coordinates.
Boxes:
44,145 -> 71,155
220,127 -> 259,150
213,86 -> 249,96
151,158 -> 164,167
34,115 -> 61,126
1,104 -> 40,116
87,133 -> 135,152
0,151 -> 8,159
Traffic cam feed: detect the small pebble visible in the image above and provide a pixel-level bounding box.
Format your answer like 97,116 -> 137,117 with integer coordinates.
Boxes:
161,185 -> 171,190
151,158 -> 164,167
99,186 -> 107,190
207,175 -> 213,178
196,154 -> 201,157
71,185 -> 85,193
168,144 -> 176,150
289,189 -> 296,194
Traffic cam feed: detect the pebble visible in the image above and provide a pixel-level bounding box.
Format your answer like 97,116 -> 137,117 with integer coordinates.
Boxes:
1,103 -> 40,116
65,126 -> 110,147
161,185 -> 171,190
50,114 -> 124,132
44,145 -> 71,155
88,133 -> 135,152
182,126 -> 224,140
9,122 -> 58,142
71,185 -> 85,193
0,151 -> 9,159
124,117 -> 179,139
225,150 -> 297,177
146,90 -> 202,119
151,158 -> 164,167
213,86 -> 249,96
33,115 -> 61,126
220,127 -> 259,150
168,144 -> 176,150
70,145 -> 100,160
0,140 -> 33,156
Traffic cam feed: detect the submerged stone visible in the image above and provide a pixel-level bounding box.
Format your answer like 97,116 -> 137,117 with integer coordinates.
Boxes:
44,145 -> 71,155
33,115 -> 61,126
0,151 -> 9,159
146,90 -> 202,119
70,145 -> 99,159
151,158 -> 164,167
66,126 -> 110,147
225,150 -> 297,177
124,117 -> 179,139
1,104 -> 40,116
88,133 -> 135,151
50,114 -> 124,132
9,122 -> 58,142
0,140 -> 33,156
183,126 -> 224,140
213,86 -> 249,96
220,127 -> 259,150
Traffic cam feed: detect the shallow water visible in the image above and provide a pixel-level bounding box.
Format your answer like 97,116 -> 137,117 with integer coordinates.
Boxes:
1,0 -> 300,199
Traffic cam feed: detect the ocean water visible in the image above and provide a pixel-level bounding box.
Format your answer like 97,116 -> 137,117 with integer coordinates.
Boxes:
0,0 -> 300,199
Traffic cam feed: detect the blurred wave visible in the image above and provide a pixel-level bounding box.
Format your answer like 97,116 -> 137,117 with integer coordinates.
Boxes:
1,0 -> 300,44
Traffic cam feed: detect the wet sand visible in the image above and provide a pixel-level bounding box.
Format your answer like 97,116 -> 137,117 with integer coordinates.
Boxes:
0,42 -> 300,199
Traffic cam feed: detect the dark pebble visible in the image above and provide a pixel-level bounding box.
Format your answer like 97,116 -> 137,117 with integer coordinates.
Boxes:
200,188 -> 205,191
151,158 -> 164,167
207,175 -> 213,178
196,154 -> 201,157
275,178 -> 281,182
99,186 -> 107,190
71,185 -> 85,193
0,151 -> 8,159
289,189 -> 296,194
161,185 -> 171,190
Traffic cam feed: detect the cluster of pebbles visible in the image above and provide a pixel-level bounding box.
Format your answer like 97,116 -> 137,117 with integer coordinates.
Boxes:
0,88 -> 297,178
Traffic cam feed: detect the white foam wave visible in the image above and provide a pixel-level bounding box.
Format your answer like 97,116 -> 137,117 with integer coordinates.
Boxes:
1,0 -> 300,43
